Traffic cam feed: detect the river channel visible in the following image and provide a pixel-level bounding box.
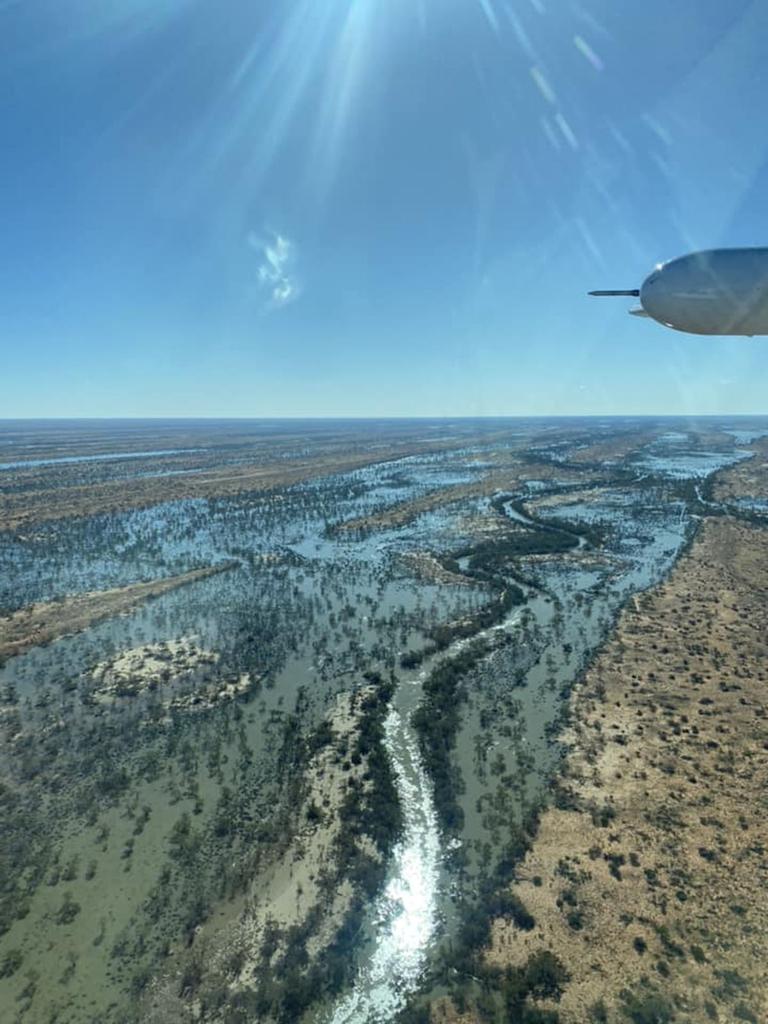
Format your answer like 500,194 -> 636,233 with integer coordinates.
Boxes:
319,442 -> 749,1023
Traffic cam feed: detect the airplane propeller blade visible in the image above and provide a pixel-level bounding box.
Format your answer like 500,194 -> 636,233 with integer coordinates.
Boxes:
588,289 -> 640,296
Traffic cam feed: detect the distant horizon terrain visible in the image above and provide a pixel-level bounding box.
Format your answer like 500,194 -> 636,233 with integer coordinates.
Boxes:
2,412 -> 768,424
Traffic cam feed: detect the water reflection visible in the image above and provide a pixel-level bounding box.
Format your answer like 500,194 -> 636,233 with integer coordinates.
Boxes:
328,705 -> 441,1023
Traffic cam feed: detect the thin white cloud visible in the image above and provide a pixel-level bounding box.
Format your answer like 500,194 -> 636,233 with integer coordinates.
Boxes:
250,231 -> 300,309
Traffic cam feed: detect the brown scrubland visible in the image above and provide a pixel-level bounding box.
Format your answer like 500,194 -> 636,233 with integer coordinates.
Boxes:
0,563 -> 235,661
713,436 -> 768,502
0,430 -> 532,532
471,517 -> 768,1023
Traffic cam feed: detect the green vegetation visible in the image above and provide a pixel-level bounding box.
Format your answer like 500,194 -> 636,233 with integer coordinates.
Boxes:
163,673 -> 404,1024
429,948 -> 569,1024
426,584 -> 524,652
335,676 -> 404,890
0,948 -> 23,979
413,640 -> 493,833
53,892 -> 81,926
464,531 -> 578,571
490,493 -> 608,548
619,984 -> 675,1024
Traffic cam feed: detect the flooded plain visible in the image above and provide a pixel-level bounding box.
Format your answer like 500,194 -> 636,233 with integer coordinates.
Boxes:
0,417 -> 766,1023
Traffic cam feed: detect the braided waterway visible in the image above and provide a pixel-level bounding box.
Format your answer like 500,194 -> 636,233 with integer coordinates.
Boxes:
1,425 -> 761,1024
323,440 -> 754,1023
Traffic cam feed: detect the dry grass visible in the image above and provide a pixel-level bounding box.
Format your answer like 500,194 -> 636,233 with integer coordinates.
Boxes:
399,551 -> 480,587
567,430 -> 658,465
713,437 -> 768,502
0,563 -> 235,661
335,464 -> 580,535
483,517 -> 768,1023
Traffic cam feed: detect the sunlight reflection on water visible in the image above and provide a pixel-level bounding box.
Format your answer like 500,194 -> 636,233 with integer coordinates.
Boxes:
327,707 -> 440,1024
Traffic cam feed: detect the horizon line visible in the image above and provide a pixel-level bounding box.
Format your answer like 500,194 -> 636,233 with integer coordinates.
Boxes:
1,412 -> 768,423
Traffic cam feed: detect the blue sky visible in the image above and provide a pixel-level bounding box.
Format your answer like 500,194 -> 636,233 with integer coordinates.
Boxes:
2,0 -> 768,417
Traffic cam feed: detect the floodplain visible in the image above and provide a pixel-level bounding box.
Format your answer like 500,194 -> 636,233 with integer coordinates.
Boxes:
1,417 -> 767,1024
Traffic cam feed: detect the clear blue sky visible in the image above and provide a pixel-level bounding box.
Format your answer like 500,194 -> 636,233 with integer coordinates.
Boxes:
2,0 -> 768,417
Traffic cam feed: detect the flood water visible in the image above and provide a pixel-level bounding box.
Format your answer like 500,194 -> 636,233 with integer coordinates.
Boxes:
0,449 -> 207,471
0,421 -> 762,1024
327,699 -> 441,1024
320,442 -> 749,1022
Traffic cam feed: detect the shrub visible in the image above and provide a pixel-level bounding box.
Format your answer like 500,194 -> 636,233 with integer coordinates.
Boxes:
54,892 -> 81,926
0,949 -> 23,979
620,986 -> 675,1024
524,951 -> 570,1001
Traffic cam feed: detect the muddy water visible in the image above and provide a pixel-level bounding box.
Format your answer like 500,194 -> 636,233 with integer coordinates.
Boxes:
325,603 -> 529,1023
456,501 -> 688,856
0,449 -> 495,1024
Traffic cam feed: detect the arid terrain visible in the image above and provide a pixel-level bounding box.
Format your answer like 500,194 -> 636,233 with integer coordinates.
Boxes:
477,516 -> 768,1023
0,563 -> 236,661
713,435 -> 768,502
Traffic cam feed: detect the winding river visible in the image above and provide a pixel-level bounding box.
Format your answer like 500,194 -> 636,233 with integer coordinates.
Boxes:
328,695 -> 440,1023
322,445 -> 752,1022
326,604 -> 526,1023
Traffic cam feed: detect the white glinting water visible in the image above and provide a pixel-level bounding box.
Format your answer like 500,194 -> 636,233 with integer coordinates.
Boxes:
328,705 -> 441,1024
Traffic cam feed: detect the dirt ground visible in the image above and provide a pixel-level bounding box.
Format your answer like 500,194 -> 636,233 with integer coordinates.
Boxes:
567,430 -> 659,465
482,517 -> 768,1023
0,430 -> 531,533
336,464 -> 583,535
0,562 -> 235,660
399,551 -> 481,588
713,436 -> 768,502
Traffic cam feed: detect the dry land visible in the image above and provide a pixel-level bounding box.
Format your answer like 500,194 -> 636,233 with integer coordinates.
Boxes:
478,517 -> 768,1024
399,552 -> 481,588
713,437 -> 768,502
336,464 -> 582,535
0,428 -> 532,532
88,637 -> 255,716
567,430 -> 659,465
0,563 -> 236,661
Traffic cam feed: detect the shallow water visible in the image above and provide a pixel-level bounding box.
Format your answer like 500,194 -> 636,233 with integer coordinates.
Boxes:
327,701 -> 441,1024
637,449 -> 751,478
323,442 -> 752,1021
0,448 -> 206,471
